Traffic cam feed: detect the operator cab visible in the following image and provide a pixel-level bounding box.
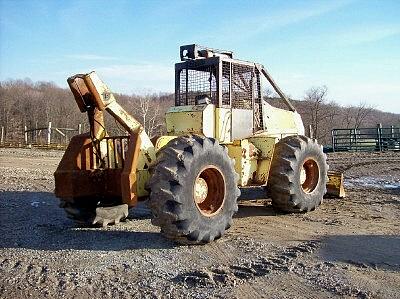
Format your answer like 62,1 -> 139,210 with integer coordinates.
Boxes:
175,44 -> 264,136
167,44 -> 303,142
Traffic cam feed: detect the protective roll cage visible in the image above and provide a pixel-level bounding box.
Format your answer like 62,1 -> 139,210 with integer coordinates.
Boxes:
175,44 -> 296,113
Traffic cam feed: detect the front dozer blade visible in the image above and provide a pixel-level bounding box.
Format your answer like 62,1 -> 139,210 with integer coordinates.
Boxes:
326,171 -> 346,198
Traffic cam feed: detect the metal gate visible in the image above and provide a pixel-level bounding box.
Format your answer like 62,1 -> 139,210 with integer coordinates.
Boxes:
330,125 -> 400,152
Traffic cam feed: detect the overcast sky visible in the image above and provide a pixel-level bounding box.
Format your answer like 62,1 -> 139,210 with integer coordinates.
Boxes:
1,0 -> 399,112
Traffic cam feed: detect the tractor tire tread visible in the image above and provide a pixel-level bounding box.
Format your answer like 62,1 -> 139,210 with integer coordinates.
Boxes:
148,134 -> 240,244
268,135 -> 328,213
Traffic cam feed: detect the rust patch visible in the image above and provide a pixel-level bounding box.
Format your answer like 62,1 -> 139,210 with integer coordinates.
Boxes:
251,171 -> 257,182
242,148 -> 247,158
248,143 -> 260,159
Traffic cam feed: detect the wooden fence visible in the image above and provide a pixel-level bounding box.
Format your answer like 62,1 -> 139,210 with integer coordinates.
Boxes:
0,122 -> 83,149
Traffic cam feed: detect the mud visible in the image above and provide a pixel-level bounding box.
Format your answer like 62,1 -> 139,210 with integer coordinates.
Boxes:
0,148 -> 399,298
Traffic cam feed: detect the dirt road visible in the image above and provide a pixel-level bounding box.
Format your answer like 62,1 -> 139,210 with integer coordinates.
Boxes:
0,148 -> 399,298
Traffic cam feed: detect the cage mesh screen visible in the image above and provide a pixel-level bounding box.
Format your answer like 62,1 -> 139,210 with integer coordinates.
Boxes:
175,61 -> 263,132
177,70 -> 187,106
222,61 -> 231,106
232,64 -> 254,109
177,66 -> 217,106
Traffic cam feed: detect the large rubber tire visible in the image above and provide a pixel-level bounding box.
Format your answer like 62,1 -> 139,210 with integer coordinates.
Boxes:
148,135 -> 240,244
268,135 -> 328,213
59,197 -> 98,225
60,196 -> 122,225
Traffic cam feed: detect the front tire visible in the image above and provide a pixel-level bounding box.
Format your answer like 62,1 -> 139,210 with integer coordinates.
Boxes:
59,197 -> 98,225
60,196 -> 125,226
268,135 -> 328,213
148,135 -> 240,244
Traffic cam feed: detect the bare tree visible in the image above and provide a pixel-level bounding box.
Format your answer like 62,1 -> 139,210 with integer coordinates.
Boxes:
301,86 -> 340,144
1,77 -> 399,146
263,88 -> 275,99
130,95 -> 164,138
354,102 -> 374,129
343,101 -> 374,129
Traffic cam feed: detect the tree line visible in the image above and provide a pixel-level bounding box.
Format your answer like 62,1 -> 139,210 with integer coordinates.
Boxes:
1,78 -> 399,145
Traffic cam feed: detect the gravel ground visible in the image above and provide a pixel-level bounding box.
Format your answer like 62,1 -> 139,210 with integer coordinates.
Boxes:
0,148 -> 399,298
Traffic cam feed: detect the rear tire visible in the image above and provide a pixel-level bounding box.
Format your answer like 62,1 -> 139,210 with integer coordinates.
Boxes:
268,135 -> 328,213
148,135 -> 240,244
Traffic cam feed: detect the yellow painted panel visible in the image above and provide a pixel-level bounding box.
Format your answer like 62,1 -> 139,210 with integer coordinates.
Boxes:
137,169 -> 150,197
137,130 -> 157,169
153,135 -> 177,152
166,109 -> 203,135
226,144 -> 242,183
165,104 -> 215,137
262,101 -> 305,137
216,108 -> 232,144
240,139 -> 259,186
248,136 -> 276,184
227,139 -> 259,187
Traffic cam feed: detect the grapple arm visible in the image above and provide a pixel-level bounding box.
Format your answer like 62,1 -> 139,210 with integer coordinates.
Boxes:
67,71 -> 143,135
60,71 -> 156,209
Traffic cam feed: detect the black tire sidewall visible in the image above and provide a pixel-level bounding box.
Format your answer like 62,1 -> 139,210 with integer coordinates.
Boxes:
149,135 -> 239,243
269,135 -> 328,212
291,143 -> 327,209
177,142 -> 237,232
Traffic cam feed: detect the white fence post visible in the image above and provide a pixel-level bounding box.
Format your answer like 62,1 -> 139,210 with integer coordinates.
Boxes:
308,125 -> 314,139
24,126 -> 28,145
35,121 -> 38,143
377,123 -> 382,151
47,122 -> 52,145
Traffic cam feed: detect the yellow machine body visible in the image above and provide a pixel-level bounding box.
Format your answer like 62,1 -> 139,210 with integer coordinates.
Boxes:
164,103 -> 304,187
55,68 -> 344,212
53,44 -> 346,242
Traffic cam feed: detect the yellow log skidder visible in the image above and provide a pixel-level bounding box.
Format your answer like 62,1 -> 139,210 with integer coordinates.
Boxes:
55,44 -> 344,244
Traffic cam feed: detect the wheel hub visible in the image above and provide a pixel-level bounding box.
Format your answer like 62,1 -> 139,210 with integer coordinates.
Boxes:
193,166 -> 226,217
301,158 -> 320,193
194,177 -> 208,204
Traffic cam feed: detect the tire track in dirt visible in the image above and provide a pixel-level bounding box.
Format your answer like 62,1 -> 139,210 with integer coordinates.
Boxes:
174,241 -> 320,287
174,240 -> 370,298
327,152 -> 400,173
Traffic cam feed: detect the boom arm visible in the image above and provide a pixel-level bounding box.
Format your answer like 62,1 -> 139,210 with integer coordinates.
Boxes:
67,72 -> 143,135
67,72 -> 156,206
255,64 -> 296,112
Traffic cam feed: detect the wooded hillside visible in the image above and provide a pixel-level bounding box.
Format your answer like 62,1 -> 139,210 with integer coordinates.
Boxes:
1,79 -> 399,145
